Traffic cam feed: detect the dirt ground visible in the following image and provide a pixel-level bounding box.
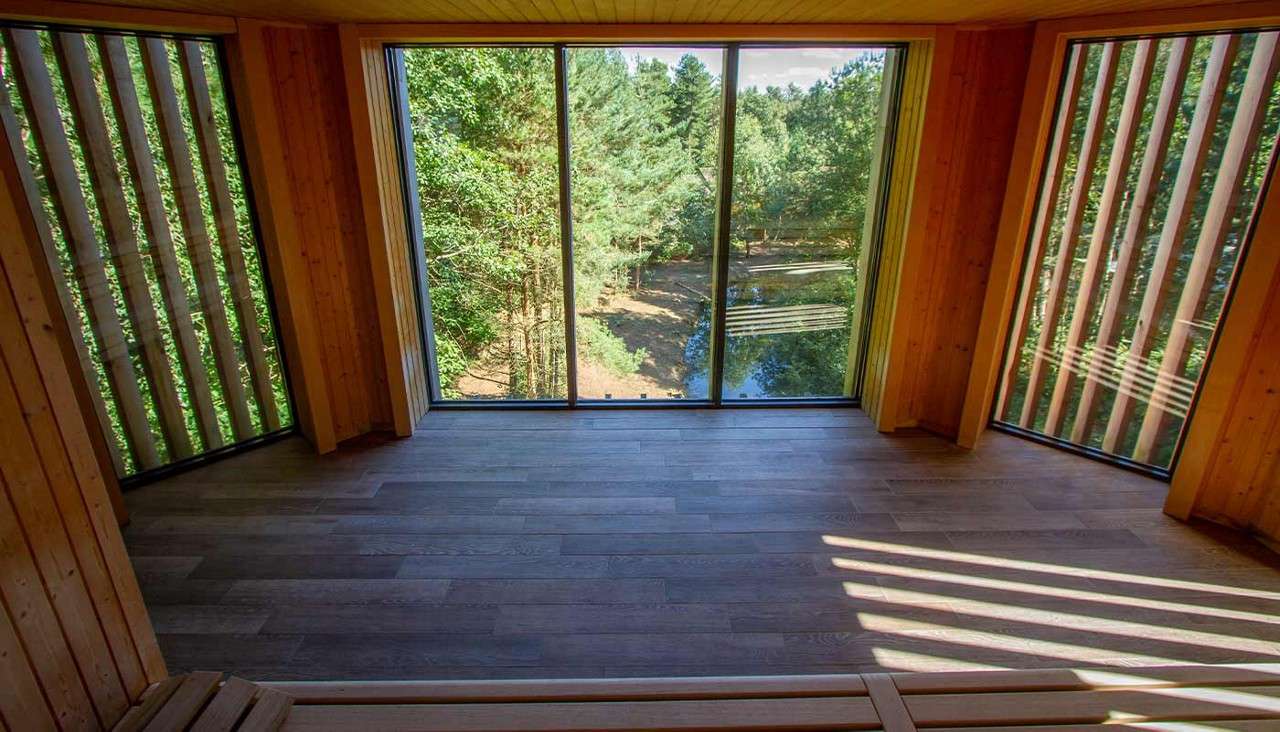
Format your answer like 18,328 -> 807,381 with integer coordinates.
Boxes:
454,259 -> 710,400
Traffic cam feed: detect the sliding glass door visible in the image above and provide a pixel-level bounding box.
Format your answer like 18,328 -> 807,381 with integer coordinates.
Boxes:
722,47 -> 897,400
392,42 -> 903,406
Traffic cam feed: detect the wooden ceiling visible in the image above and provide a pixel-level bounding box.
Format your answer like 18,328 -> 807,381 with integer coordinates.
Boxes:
85,0 -> 1231,25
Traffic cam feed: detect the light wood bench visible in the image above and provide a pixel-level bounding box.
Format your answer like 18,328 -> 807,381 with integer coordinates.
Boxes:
256,663 -> 1280,731
113,672 -> 292,732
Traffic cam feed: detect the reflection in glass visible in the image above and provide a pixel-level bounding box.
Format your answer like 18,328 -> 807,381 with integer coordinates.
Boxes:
567,46 -> 724,400
720,46 -> 895,399
995,32 -> 1280,469
402,46 -> 566,400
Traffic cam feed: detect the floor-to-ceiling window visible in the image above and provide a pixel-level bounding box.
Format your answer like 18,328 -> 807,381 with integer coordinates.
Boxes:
391,42 -> 903,406
994,29 -> 1280,472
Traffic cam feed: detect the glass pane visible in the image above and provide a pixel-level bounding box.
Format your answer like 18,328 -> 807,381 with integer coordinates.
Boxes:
995,32 -> 1280,469
722,46 -> 896,399
401,46 -> 567,400
567,46 -> 723,400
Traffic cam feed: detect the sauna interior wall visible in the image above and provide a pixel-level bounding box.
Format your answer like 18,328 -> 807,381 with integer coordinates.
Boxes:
894,26 -> 1034,437
258,24 -> 392,440
0,152 -> 166,729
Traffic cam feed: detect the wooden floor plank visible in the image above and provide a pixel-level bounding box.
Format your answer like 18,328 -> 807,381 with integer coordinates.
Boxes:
121,410 -> 1280,680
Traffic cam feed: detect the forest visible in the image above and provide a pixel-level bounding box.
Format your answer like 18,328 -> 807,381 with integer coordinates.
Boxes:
401,46 -> 890,401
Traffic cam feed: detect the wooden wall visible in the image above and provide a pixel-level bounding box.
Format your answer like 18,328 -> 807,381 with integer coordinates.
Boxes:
0,124 -> 165,729
339,26 -> 431,435
895,26 -> 1034,437
1166,143 -> 1280,545
260,25 -> 392,441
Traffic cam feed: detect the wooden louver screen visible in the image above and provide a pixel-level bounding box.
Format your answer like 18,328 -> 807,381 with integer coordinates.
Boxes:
996,30 -> 1280,470
0,26 -> 290,478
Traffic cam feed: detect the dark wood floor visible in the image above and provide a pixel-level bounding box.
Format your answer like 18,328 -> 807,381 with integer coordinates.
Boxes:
123,408 -> 1280,681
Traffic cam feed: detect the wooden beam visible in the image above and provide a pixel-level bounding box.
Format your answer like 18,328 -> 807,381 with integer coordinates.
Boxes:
99,34 -> 223,452
988,41 -> 1085,427
178,40 -> 280,433
4,28 -> 160,470
337,25 -> 426,436
1016,41 -> 1120,429
1042,39 -> 1156,437
1071,36 -> 1193,444
222,20 -> 337,454
0,0 -> 236,34
141,36 -> 255,444
54,31 -> 193,460
0,39 -> 126,481
1132,31 -> 1280,464
1101,34 -> 1239,455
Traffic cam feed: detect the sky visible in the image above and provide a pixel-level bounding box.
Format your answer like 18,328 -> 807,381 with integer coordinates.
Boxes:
621,46 -> 882,91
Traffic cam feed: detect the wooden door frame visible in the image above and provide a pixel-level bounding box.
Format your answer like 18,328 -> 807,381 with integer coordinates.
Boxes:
956,0 -> 1280,454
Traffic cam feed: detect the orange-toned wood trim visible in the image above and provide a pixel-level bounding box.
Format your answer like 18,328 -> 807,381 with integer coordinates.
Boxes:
956,23 -> 1066,448
353,22 -> 938,43
1038,0 -> 1280,39
0,0 -> 236,34
1165,141 -> 1280,520
868,29 -> 956,431
224,19 -> 338,454
337,24 -> 420,437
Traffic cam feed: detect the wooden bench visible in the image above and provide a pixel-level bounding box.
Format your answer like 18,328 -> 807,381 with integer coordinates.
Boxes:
255,663 -> 1280,731
113,672 -> 292,732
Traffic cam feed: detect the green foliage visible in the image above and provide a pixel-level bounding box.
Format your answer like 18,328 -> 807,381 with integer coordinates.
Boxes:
578,316 -> 648,376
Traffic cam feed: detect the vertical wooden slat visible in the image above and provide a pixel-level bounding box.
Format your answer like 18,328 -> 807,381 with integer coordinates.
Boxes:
0,477 -> 97,731
1071,36 -> 1194,444
993,45 -> 1086,421
140,36 -> 254,442
53,32 -> 193,460
1132,31 -> 1280,464
1102,34 -> 1239,455
177,40 -> 280,432
0,49 -> 126,478
1017,42 -> 1120,428
99,34 -> 223,452
4,28 -> 160,470
0,594 -> 57,732
1042,40 -> 1157,435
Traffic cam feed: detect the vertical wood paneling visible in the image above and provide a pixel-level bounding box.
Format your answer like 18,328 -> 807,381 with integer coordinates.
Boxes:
261,25 -> 390,440
339,25 -> 429,435
895,27 -> 1033,437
